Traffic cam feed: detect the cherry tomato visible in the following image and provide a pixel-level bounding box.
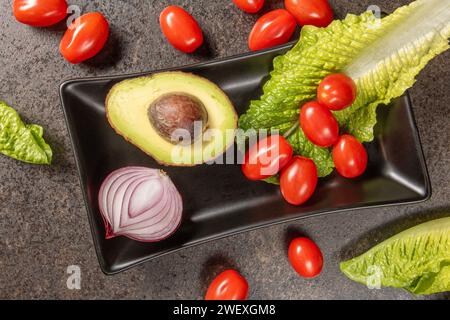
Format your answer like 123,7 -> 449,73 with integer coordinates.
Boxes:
317,73 -> 357,111
232,0 -> 265,13
59,12 -> 109,64
280,156 -> 318,206
205,270 -> 249,300
332,134 -> 368,178
248,9 -> 297,51
242,135 -> 293,180
300,101 -> 339,147
13,0 -> 68,27
284,0 -> 333,27
288,237 -> 323,278
160,6 -> 203,53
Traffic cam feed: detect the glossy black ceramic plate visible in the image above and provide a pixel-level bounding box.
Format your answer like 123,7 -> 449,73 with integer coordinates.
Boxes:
60,44 -> 431,274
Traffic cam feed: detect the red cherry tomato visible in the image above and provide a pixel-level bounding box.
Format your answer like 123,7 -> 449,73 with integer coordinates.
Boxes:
280,156 -> 318,206
205,270 -> 249,300
288,237 -> 323,278
160,6 -> 203,53
242,135 -> 293,181
317,73 -> 357,111
248,9 -> 297,51
59,12 -> 109,64
13,0 -> 68,27
332,134 -> 368,178
284,0 -> 333,27
232,0 -> 265,13
300,101 -> 339,147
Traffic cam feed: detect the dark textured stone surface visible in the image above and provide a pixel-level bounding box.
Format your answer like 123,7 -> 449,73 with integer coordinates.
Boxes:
0,0 -> 449,300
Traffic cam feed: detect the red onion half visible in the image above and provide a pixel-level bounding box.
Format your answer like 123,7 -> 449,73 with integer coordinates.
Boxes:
98,166 -> 183,242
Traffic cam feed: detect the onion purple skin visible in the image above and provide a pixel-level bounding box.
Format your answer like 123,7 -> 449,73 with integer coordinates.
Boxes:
98,166 -> 183,243
103,219 -> 183,243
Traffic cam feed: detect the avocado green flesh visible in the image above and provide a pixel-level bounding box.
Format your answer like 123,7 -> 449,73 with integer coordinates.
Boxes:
106,72 -> 237,166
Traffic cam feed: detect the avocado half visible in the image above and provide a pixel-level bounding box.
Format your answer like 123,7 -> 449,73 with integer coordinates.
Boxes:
106,72 -> 238,166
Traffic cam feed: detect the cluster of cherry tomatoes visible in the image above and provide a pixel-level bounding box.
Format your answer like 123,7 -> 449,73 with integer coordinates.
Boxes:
205,236 -> 323,300
160,0 -> 334,54
13,0 -> 110,64
242,73 -> 368,206
302,74 -> 368,179
306,74 -> 368,177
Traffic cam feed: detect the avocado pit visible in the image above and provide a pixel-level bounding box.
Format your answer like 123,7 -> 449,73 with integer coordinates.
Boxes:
148,93 -> 208,144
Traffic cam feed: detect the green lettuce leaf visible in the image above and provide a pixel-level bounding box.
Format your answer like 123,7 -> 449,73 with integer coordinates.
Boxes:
239,0 -> 450,178
340,217 -> 450,295
0,101 -> 52,164
287,128 -> 335,177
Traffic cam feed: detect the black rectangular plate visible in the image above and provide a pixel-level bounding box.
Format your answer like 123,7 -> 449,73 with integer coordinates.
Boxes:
60,44 -> 431,275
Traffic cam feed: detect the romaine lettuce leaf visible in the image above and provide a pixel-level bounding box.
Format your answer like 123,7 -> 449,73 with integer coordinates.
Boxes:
340,217 -> 450,295
0,101 -> 52,165
239,0 -> 450,178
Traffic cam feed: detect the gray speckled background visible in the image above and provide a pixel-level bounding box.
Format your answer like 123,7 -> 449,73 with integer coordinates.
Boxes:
0,0 -> 449,300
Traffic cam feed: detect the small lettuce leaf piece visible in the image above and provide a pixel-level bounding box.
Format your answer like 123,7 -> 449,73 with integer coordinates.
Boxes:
287,129 -> 334,177
238,0 -> 450,179
263,175 -> 281,185
0,101 -> 52,164
340,217 -> 450,295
